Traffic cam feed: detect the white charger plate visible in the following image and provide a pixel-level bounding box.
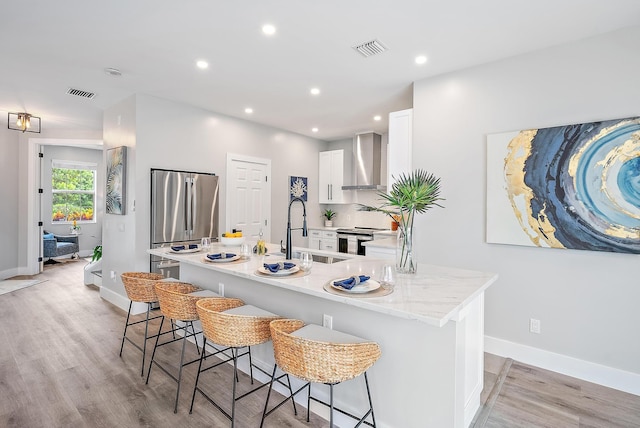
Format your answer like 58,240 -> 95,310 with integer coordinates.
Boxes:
203,254 -> 241,263
169,246 -> 200,254
330,278 -> 380,294
257,265 -> 299,276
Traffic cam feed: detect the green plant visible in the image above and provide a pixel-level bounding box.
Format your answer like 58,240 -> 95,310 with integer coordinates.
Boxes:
322,209 -> 337,220
92,245 -> 102,262
360,169 -> 444,272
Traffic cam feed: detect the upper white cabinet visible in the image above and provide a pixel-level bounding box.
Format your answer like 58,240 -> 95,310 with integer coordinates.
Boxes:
319,149 -> 349,204
387,108 -> 413,189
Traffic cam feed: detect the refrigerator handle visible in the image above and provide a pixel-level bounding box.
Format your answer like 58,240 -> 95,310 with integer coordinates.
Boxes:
184,178 -> 190,235
189,178 -> 195,235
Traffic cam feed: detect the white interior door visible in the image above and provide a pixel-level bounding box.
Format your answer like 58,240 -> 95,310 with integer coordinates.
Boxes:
226,154 -> 271,241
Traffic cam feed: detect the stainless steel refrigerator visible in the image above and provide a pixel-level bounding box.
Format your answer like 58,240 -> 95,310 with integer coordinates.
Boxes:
150,168 -> 219,277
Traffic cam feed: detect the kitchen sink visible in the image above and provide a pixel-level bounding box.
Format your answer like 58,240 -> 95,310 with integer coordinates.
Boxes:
290,251 -> 348,264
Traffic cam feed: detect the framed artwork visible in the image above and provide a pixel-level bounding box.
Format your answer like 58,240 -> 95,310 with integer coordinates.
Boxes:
487,117 -> 639,254
289,176 -> 308,201
106,146 -> 127,215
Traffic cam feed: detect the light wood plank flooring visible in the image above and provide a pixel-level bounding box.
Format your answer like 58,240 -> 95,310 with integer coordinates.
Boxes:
0,260 -> 325,427
2,260 -> 640,427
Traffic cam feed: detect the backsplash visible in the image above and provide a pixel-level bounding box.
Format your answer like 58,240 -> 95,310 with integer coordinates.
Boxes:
322,191 -> 391,229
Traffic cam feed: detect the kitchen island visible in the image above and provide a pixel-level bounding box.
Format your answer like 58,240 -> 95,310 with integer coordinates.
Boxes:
148,244 -> 498,428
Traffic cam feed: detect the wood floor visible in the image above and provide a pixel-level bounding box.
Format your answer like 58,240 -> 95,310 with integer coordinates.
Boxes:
474,354 -> 640,428
0,260 -> 325,428
2,260 -> 640,427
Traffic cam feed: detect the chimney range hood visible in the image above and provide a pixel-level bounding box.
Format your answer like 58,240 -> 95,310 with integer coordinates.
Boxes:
342,132 -> 386,191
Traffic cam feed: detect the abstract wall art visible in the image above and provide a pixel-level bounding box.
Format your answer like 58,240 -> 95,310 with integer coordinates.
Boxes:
106,146 -> 127,215
289,176 -> 308,201
487,117 -> 640,253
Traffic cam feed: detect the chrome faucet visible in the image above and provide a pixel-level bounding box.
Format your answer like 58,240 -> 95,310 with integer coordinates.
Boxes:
286,197 -> 308,260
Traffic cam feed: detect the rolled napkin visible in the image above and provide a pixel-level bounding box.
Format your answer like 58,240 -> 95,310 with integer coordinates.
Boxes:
207,252 -> 237,260
333,275 -> 371,290
263,262 -> 296,273
171,244 -> 198,251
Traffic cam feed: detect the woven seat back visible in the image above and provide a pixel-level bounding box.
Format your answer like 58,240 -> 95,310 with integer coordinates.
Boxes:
196,298 -> 279,347
121,272 -> 164,303
270,319 -> 382,384
154,281 -> 202,321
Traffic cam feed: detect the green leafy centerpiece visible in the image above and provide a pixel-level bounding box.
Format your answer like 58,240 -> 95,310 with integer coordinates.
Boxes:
360,169 -> 444,274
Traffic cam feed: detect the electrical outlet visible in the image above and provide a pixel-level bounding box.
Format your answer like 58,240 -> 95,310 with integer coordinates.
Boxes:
529,318 -> 541,334
323,314 -> 333,329
218,282 -> 224,296
110,270 -> 116,280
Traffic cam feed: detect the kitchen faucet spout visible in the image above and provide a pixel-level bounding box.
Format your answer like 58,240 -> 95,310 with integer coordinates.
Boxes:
286,197 -> 308,260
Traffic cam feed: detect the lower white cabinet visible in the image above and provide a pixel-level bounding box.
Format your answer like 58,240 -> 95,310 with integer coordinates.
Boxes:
365,245 -> 395,261
307,229 -> 337,251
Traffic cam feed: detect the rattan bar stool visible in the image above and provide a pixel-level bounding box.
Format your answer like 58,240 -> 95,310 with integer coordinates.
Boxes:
146,281 -> 218,413
119,272 -> 165,377
261,319 -> 381,428
190,298 -> 296,427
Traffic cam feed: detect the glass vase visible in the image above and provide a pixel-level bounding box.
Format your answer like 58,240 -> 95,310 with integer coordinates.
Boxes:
396,224 -> 416,274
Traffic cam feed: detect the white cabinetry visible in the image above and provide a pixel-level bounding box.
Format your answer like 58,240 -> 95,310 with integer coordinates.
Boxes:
308,229 -> 337,251
319,150 -> 348,204
387,109 -> 413,188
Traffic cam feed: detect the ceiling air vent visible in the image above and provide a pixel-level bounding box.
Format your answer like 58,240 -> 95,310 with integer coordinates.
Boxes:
352,39 -> 388,58
66,87 -> 96,99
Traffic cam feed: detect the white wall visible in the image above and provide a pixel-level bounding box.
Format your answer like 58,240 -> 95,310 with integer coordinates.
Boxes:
101,94 -> 328,307
101,95 -> 137,304
0,128 -> 20,278
412,26 -> 640,376
42,145 -> 104,256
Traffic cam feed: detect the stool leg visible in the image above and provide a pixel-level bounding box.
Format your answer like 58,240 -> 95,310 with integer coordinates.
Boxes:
248,346 -> 254,384
174,326 -> 189,413
306,383 -> 312,422
188,321 -> 200,355
190,337 -> 208,414
286,374 -> 298,415
232,348 -> 239,383
231,347 -> 238,428
140,303 -> 152,377
145,316 -> 165,385
119,301 -> 133,357
259,364 -> 278,428
329,383 -> 335,428
364,372 -> 377,427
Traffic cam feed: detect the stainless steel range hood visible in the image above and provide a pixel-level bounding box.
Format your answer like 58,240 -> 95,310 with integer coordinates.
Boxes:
342,132 -> 386,191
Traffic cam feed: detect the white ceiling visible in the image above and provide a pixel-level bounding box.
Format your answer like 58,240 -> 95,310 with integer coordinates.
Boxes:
2,1 -> 639,141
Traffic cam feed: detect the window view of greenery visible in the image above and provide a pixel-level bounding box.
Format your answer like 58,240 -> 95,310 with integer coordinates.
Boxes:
52,167 -> 96,222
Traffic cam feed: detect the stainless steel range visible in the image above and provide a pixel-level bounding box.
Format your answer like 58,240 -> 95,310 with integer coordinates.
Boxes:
336,227 -> 385,255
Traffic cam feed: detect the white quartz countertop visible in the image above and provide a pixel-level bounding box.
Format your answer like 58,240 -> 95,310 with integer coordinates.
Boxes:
148,243 -> 497,327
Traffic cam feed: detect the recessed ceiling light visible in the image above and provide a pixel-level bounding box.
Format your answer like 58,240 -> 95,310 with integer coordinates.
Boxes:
244,107 -> 253,114
312,127 -> 319,133
415,55 -> 427,65
373,115 -> 381,121
196,60 -> 209,69
104,67 -> 122,77
262,24 -> 276,35
310,87 -> 320,96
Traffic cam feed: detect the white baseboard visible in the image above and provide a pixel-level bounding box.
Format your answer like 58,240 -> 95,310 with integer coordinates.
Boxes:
99,286 -> 146,314
0,267 -> 21,281
485,336 -> 640,396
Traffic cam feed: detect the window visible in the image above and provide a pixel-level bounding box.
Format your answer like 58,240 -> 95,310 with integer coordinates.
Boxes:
51,160 -> 97,223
